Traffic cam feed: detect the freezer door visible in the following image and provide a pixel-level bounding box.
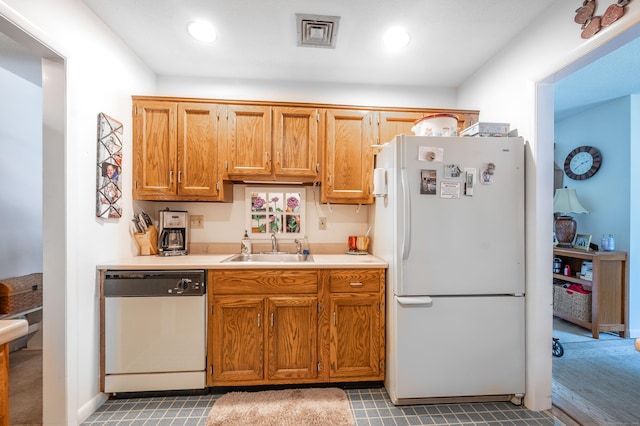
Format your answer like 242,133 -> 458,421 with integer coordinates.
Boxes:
392,295 -> 525,400
397,136 -> 525,296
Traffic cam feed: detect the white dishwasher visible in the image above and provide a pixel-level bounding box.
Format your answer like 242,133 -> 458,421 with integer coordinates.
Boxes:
103,270 -> 206,393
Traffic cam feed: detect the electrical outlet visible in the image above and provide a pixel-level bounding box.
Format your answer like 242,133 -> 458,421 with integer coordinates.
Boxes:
190,215 -> 204,229
319,217 -> 327,230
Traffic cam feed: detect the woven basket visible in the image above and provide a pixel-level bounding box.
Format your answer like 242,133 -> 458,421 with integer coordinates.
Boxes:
0,273 -> 43,315
553,284 -> 592,323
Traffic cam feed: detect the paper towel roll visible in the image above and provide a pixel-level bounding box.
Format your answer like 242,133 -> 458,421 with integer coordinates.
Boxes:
373,168 -> 387,196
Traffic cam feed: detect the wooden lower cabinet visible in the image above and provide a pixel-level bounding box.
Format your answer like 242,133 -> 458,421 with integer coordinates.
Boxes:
329,294 -> 381,379
210,296 -> 265,383
208,268 -> 385,386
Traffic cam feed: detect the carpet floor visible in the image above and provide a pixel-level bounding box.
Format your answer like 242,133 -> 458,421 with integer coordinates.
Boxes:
552,319 -> 640,425
205,387 -> 354,426
9,348 -> 42,425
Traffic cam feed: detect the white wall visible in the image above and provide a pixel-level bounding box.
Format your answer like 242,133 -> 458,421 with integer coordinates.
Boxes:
555,97 -> 631,252
457,0 -> 640,411
1,0 -> 157,423
0,65 -> 42,278
157,76 -> 457,109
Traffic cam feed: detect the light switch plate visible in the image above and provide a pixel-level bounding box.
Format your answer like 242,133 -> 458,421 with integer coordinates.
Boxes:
190,215 -> 204,229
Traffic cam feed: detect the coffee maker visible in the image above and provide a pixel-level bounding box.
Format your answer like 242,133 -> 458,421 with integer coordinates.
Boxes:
157,209 -> 189,256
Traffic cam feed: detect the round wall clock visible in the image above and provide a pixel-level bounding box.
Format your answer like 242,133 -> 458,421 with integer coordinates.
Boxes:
564,146 -> 602,180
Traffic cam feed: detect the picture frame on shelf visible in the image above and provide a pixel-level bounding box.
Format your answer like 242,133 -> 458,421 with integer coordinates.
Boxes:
574,234 -> 591,251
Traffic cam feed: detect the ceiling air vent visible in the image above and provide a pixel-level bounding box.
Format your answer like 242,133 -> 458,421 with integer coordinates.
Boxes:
296,14 -> 340,49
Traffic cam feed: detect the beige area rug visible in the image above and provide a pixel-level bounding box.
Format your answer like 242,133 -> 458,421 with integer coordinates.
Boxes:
206,387 -> 355,426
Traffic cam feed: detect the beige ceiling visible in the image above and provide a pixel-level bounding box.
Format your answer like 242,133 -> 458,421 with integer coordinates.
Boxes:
84,0 -> 557,88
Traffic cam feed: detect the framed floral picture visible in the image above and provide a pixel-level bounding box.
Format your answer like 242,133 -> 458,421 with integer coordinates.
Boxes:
246,187 -> 305,239
96,113 -> 123,218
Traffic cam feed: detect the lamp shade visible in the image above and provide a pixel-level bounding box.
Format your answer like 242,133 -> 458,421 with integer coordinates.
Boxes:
553,188 -> 589,215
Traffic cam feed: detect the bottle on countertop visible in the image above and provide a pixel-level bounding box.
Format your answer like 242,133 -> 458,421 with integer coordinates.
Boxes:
241,230 -> 252,254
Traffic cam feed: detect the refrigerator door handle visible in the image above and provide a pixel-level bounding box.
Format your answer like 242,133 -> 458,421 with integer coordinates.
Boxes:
396,296 -> 433,306
401,168 -> 411,261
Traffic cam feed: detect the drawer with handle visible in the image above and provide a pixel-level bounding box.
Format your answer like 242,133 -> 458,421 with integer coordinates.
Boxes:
328,269 -> 382,293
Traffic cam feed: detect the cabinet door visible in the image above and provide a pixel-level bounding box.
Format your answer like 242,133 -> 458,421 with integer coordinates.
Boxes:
323,109 -> 374,204
132,101 -> 177,199
272,107 -> 319,181
177,103 -> 221,198
267,297 -> 318,381
226,105 -> 272,178
211,296 -> 264,384
330,294 -> 381,380
377,111 -> 425,145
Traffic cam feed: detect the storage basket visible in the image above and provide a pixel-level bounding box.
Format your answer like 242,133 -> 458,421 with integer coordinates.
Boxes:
0,273 -> 43,315
553,284 -> 592,323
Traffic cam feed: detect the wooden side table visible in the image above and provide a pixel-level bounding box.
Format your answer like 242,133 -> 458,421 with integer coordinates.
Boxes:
553,246 -> 628,338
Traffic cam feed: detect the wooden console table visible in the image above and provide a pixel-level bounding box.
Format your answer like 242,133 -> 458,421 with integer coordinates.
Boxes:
553,247 -> 628,338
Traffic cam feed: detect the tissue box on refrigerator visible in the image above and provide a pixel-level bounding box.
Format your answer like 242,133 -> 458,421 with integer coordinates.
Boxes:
461,122 -> 510,137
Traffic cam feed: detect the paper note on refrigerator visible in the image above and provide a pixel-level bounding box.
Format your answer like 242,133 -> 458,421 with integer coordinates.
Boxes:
440,181 -> 461,199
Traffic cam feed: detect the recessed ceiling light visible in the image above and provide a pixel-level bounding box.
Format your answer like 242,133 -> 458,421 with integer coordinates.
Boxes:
383,27 -> 410,51
187,20 -> 216,43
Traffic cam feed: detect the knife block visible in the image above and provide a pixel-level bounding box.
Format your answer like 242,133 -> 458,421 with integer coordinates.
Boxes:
134,225 -> 158,255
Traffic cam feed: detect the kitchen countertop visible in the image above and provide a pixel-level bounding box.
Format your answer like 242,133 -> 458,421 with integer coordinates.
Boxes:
0,319 -> 28,345
97,253 -> 388,270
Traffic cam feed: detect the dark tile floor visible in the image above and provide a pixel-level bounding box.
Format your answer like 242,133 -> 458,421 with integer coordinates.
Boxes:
81,387 -> 559,425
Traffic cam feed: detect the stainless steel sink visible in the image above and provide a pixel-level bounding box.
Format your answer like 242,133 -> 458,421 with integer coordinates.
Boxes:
222,253 -> 314,263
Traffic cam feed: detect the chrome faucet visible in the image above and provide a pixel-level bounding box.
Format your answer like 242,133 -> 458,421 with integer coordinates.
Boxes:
294,239 -> 302,254
270,231 -> 279,253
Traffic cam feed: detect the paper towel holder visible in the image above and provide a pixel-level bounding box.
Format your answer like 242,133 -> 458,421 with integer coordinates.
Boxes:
373,167 -> 387,198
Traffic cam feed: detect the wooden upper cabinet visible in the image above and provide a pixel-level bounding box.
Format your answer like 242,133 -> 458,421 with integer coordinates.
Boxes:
133,101 -> 177,198
272,107 -> 320,181
322,109 -> 374,204
133,99 -> 229,201
226,105 -> 272,179
224,105 -> 320,182
177,103 -> 220,198
377,110 -> 480,146
377,111 -> 425,145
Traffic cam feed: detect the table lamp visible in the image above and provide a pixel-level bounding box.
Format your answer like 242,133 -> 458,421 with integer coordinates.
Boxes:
553,188 -> 589,247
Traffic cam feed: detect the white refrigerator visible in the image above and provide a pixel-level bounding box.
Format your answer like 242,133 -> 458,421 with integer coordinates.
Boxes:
372,134 -> 525,405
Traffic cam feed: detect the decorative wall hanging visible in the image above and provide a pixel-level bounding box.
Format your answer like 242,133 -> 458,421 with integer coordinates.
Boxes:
575,0 -> 630,39
96,113 -> 123,218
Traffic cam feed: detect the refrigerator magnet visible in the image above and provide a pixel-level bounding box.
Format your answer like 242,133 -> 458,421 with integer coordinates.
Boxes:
481,168 -> 493,184
444,164 -> 462,178
418,146 -> 443,162
420,170 -> 437,195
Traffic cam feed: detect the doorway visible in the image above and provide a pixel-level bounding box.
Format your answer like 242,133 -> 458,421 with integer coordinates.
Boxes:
0,14 -> 67,424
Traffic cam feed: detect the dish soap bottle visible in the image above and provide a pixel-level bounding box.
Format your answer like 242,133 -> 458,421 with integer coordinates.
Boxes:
241,230 -> 252,254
